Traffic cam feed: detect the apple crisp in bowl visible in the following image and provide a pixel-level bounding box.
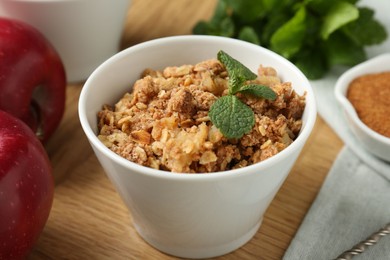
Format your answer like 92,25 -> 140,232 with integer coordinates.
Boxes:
97,57 -> 305,173
79,35 -> 316,259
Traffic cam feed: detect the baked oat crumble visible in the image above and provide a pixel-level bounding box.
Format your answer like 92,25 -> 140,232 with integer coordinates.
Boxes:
97,59 -> 306,173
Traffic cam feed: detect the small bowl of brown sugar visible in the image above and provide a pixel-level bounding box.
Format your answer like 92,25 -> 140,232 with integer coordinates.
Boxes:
335,53 -> 390,162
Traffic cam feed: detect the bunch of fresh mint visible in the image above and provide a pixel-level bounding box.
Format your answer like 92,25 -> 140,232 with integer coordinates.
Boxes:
193,0 -> 387,79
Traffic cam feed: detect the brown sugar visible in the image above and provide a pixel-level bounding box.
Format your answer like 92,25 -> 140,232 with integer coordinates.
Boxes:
347,71 -> 390,138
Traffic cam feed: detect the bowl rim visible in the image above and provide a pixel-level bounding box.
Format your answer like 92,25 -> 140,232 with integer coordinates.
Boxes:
334,53 -> 390,146
79,35 -> 317,181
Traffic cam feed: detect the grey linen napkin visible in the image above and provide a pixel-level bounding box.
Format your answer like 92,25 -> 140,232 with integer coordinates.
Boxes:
283,147 -> 390,260
284,0 -> 390,259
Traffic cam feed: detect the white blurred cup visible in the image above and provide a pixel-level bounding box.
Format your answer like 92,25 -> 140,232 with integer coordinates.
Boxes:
0,0 -> 131,83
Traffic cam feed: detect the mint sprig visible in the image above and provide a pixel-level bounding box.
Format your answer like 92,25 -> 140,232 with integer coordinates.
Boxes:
209,50 -> 276,139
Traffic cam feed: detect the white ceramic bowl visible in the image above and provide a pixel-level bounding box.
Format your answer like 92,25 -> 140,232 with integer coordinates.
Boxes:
79,35 -> 317,259
335,53 -> 390,162
0,0 -> 131,83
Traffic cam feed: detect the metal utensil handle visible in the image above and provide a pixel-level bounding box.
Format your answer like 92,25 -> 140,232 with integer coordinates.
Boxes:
334,223 -> 390,260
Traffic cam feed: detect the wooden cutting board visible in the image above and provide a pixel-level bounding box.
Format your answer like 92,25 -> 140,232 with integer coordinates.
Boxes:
30,1 -> 343,259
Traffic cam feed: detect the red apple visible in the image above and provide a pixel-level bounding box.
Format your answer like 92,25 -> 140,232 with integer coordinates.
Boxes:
0,110 -> 54,259
0,17 -> 66,143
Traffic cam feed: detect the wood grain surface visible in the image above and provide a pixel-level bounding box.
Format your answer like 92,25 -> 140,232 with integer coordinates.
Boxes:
29,0 -> 344,259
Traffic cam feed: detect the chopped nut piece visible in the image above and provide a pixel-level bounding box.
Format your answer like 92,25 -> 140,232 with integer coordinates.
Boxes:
131,130 -> 151,145
200,151 -> 217,165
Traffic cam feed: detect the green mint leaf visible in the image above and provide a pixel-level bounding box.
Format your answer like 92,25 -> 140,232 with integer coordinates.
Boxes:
238,26 -> 261,45
209,95 -> 255,139
343,7 -> 388,46
210,0 -> 229,24
217,50 -> 257,94
325,31 -> 366,66
306,0 -> 358,15
293,47 -> 329,79
193,1 -> 234,37
320,1 -> 358,40
261,12 -> 291,44
222,0 -> 270,22
193,17 -> 234,37
192,21 -> 209,35
270,6 -> 307,58
239,84 -> 277,100
218,17 -> 235,37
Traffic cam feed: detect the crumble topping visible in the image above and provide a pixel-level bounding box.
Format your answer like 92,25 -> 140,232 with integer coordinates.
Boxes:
97,59 -> 305,173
